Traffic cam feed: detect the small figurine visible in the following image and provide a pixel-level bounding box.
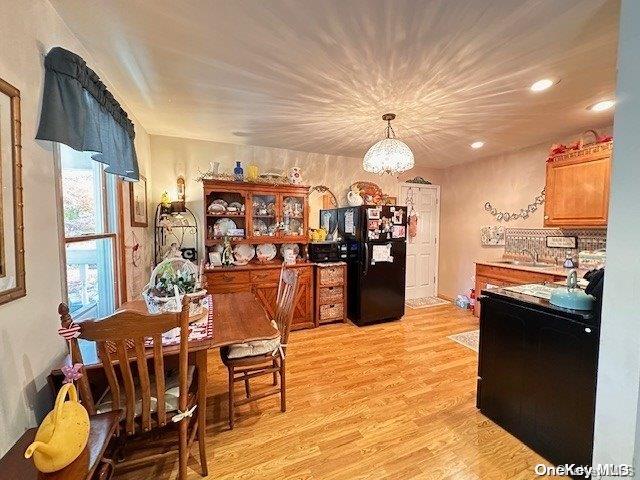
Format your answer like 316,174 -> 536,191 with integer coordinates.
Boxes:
221,236 -> 233,266
163,243 -> 182,259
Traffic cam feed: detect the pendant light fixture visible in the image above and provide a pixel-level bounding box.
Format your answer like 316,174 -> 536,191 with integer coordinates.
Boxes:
363,113 -> 414,175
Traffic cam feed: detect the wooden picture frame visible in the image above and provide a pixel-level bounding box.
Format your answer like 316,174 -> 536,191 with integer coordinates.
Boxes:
129,174 -> 148,227
0,77 -> 26,306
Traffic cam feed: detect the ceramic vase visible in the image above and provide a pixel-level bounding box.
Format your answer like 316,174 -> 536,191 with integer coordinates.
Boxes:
233,161 -> 244,182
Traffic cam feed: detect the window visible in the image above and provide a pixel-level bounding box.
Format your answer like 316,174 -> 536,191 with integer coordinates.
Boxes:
57,144 -> 120,320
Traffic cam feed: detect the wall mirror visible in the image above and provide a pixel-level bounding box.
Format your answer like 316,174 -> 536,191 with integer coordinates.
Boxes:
308,185 -> 338,230
0,77 -> 25,305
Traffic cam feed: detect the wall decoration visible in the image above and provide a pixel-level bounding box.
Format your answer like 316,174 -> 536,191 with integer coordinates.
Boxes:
546,235 -> 578,249
130,175 -> 149,227
0,76 -> 26,305
480,226 -> 505,246
484,188 -> 545,222
405,176 -> 432,184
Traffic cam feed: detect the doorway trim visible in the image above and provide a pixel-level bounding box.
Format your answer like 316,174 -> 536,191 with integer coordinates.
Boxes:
398,182 -> 441,298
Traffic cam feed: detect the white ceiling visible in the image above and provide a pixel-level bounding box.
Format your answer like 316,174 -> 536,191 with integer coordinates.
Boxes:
51,0 -> 620,168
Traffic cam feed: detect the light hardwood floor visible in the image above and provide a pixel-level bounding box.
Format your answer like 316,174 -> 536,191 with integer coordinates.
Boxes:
115,304 -> 554,479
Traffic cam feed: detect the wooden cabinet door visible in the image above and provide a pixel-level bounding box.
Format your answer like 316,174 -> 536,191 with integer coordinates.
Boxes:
253,267 -> 315,330
291,275 -> 314,329
544,152 -> 610,227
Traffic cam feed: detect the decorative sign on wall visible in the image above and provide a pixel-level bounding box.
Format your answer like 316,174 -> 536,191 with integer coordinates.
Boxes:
484,188 -> 545,222
480,226 -> 505,246
546,235 -> 578,249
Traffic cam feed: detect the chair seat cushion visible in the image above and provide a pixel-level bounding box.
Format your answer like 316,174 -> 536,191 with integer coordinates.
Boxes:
225,336 -> 281,359
96,366 -> 195,417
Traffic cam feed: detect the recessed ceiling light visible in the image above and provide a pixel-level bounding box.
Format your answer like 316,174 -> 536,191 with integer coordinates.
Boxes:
470,141 -> 485,149
588,100 -> 615,112
530,78 -> 556,92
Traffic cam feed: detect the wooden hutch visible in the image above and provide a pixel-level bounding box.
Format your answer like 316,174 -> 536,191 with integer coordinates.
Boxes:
202,179 -> 315,330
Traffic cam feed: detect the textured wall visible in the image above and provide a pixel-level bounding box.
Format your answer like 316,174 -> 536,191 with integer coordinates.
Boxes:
148,135 -> 441,267
0,0 -> 152,455
438,127 -> 611,300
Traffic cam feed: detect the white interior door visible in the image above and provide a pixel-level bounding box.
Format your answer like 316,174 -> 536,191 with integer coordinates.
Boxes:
401,184 -> 440,300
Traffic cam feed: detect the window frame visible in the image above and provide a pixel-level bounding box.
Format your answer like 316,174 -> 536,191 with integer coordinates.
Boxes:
54,144 -> 123,311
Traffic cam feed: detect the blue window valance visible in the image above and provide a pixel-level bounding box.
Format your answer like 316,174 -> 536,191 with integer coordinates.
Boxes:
36,47 -> 139,181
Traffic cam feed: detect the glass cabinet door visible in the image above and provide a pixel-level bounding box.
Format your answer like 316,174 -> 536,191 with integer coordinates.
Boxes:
250,193 -> 278,238
281,195 -> 306,237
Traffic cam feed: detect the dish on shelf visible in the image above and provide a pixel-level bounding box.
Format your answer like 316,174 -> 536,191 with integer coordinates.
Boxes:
228,201 -> 243,213
253,219 -> 268,235
233,244 -> 255,265
256,243 -> 277,262
287,218 -> 302,234
213,217 -> 237,236
207,203 -> 226,214
212,199 -> 228,207
283,197 -> 303,217
280,243 -> 300,258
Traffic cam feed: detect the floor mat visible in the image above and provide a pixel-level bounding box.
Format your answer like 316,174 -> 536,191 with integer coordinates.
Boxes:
448,330 -> 479,352
406,297 -> 450,309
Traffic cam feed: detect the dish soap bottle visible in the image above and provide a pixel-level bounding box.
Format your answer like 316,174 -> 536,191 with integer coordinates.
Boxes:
233,161 -> 244,182
563,250 -> 576,269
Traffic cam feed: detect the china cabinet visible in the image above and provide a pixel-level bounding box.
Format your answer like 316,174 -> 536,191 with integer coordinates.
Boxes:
202,179 -> 314,329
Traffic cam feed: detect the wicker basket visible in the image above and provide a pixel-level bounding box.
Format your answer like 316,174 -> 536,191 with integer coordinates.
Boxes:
143,258 -> 206,314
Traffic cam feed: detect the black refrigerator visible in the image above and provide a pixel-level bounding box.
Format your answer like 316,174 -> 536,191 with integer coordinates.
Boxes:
321,205 -> 407,326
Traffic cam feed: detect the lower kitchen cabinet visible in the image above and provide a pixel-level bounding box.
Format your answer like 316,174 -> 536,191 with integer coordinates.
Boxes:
205,263 -> 315,330
478,293 -> 599,472
475,263 -> 566,317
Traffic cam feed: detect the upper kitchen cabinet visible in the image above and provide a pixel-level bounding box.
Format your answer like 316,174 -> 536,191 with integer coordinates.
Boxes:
544,140 -> 611,228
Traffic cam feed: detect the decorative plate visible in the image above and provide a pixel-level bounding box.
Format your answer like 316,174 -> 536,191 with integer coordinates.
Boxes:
253,219 -> 268,234
212,199 -> 228,207
233,244 -> 255,265
349,181 -> 384,205
228,201 -> 243,212
287,218 -> 302,234
280,243 -> 300,258
256,243 -> 277,262
208,203 -> 226,214
214,218 -> 237,236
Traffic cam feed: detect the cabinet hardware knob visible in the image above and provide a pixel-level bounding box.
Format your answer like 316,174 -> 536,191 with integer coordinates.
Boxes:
585,327 -> 592,333
544,215 -> 549,219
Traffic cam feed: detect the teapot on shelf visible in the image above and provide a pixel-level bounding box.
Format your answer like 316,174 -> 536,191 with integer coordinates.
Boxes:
24,383 -> 90,472
347,185 -> 364,206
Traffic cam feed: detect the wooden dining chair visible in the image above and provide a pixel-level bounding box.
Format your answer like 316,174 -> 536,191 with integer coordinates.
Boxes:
58,296 -> 207,480
221,267 -> 299,429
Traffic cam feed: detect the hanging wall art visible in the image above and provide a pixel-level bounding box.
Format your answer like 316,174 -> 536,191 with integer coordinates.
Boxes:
484,189 -> 545,222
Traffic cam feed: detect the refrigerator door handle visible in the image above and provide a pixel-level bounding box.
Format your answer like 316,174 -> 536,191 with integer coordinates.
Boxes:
363,242 -> 369,276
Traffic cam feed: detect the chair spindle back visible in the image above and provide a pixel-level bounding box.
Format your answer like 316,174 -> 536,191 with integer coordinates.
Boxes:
58,297 -> 191,436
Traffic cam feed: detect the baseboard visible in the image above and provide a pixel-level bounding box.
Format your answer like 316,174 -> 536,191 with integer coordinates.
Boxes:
438,293 -> 455,302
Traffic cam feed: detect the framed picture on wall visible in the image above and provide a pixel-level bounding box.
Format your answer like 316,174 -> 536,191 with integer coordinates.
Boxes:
129,175 -> 148,227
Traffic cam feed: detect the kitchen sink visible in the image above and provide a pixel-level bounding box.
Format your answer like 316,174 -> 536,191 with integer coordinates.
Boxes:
494,260 -> 554,268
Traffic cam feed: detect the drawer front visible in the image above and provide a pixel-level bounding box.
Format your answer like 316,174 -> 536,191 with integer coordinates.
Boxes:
320,303 -> 343,320
251,269 -> 281,284
319,266 -> 344,286
206,271 -> 251,286
318,286 -> 343,305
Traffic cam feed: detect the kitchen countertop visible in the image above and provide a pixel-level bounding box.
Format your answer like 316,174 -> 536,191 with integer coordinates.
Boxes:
476,260 -> 590,278
480,286 -> 598,325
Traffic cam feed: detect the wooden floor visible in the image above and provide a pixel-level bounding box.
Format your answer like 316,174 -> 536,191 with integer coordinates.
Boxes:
115,304 -> 554,479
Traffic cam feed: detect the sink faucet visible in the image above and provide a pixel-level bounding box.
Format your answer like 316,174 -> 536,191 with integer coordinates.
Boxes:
521,248 -> 539,263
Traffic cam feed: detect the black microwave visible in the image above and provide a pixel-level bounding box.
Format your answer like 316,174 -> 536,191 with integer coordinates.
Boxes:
308,242 -> 346,263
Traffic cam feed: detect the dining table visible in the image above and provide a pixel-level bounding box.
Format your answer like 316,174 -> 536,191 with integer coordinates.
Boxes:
50,291 -> 280,434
